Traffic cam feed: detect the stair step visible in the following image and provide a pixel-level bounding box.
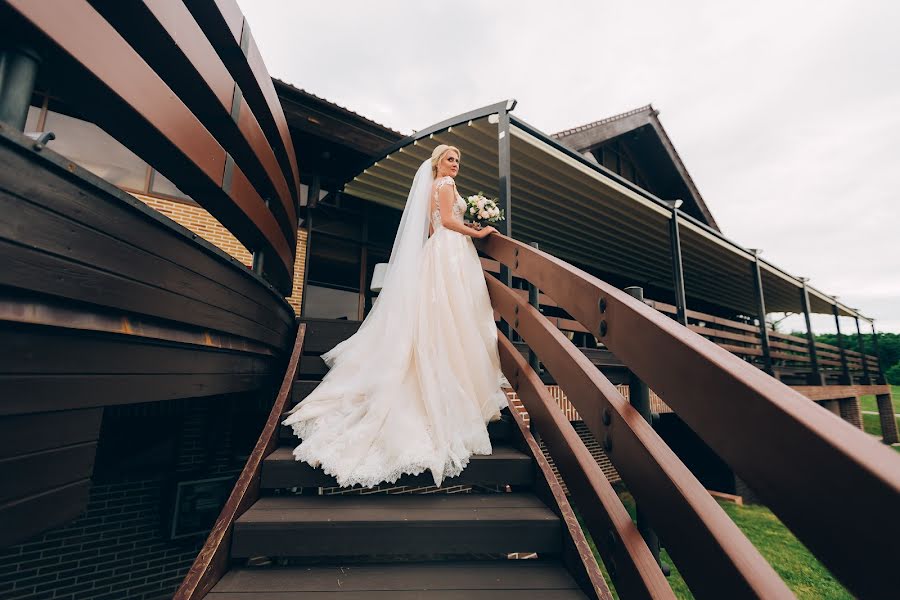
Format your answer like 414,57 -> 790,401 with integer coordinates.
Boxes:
209,560 -> 587,598
280,413 -> 515,444
261,444 -> 534,489
232,494 -> 560,559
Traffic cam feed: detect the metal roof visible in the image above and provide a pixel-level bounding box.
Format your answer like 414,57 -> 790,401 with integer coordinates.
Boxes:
343,101 -> 869,322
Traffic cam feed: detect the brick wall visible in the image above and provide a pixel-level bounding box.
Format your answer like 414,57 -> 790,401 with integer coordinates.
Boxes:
0,398 -> 262,600
133,194 -> 308,315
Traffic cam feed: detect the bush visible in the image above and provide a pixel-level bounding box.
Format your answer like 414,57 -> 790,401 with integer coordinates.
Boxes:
886,362 -> 900,385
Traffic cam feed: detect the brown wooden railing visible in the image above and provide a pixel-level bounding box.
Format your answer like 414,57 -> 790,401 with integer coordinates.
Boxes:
482,259 -> 882,385
174,322 -> 306,600
477,233 -> 900,599
4,0 -> 300,293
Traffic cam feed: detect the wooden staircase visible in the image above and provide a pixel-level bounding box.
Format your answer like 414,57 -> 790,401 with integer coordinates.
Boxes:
178,320 -> 607,599
179,236 -> 900,599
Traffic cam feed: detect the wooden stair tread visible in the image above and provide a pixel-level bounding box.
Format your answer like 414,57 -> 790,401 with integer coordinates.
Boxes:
261,445 -> 534,489
210,560 -> 587,598
232,494 -> 561,558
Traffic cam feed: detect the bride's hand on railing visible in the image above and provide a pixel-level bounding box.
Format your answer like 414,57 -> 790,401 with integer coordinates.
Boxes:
476,225 -> 496,238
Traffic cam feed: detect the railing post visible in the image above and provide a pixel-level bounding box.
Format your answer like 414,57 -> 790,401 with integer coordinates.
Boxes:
855,316 -> 871,384
666,201 -> 687,326
497,105 -> 513,338
749,250 -> 774,376
799,279 -> 825,385
528,242 -> 540,374
623,285 -> 667,574
0,45 -> 40,131
871,321 -> 886,385
832,302 -> 853,385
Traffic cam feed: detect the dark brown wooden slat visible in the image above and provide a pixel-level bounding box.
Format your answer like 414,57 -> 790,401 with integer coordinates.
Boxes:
2,327 -> 272,375
0,239 -> 285,349
0,408 -> 101,459
0,373 -> 271,416
211,561 -> 584,594
299,318 -> 363,354
290,380 -> 321,404
0,129 -> 293,330
86,0 -> 297,244
184,0 -> 301,201
0,441 -> 96,504
0,191 -> 288,345
0,479 -> 90,547
231,493 -> 561,558
4,0 -> 295,291
260,445 -> 534,489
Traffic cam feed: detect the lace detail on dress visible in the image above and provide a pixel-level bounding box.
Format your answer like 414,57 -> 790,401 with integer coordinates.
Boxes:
431,176 -> 466,233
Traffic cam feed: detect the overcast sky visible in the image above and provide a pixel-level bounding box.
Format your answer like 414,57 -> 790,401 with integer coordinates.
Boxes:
237,0 -> 899,333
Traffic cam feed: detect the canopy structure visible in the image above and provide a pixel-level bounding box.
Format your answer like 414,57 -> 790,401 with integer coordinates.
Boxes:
344,100 -> 869,322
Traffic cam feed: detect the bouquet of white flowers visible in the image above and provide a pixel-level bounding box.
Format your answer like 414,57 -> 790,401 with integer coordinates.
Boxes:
464,192 -> 505,228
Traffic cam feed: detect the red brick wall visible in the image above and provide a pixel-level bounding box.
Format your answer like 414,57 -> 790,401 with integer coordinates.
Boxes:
133,194 -> 307,315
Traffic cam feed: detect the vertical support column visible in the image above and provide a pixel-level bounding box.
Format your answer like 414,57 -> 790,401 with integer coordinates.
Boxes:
875,392 -> 899,445
855,316 -> 871,384
832,303 -> 853,385
528,242 -> 541,374
749,250 -> 774,376
667,201 -> 687,326
0,45 -> 40,131
623,285 -> 667,573
799,280 -> 825,385
871,322 -> 886,385
497,107 -> 513,338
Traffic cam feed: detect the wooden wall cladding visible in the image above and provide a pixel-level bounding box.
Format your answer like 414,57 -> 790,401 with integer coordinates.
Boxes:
0,124 -> 295,545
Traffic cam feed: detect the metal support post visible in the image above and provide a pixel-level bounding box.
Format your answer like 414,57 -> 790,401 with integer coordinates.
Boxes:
528,242 -> 540,374
749,250 -> 774,376
854,316 -> 871,384
0,45 -> 40,131
832,303 -> 853,385
624,285 -> 667,574
667,202 -> 687,326
799,280 -> 825,385
497,107 -> 513,338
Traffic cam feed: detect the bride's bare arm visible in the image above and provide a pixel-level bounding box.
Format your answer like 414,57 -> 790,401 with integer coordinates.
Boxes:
437,182 -> 494,238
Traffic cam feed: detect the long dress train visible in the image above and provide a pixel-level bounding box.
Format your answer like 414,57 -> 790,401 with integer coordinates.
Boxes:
282,175 -> 508,489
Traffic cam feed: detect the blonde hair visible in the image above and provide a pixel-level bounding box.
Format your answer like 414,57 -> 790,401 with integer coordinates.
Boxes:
430,144 -> 461,178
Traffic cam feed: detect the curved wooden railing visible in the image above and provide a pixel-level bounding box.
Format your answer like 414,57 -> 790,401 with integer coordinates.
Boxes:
476,233 -> 900,599
174,322 -> 306,600
4,0 -> 300,293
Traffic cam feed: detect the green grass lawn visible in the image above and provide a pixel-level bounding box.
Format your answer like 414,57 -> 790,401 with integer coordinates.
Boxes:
580,491 -> 851,599
858,385 -> 900,413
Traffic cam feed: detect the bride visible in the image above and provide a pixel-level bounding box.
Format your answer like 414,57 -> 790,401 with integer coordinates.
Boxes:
283,144 -> 510,489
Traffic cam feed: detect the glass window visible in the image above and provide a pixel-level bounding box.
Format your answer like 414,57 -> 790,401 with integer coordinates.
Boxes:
43,109 -> 148,190
308,236 -> 360,290
304,285 -> 360,320
150,169 -> 190,200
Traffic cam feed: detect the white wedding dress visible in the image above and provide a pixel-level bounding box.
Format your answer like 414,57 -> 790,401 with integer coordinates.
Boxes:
283,170 -> 509,489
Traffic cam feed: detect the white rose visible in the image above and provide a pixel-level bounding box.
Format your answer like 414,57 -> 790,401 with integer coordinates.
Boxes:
477,198 -> 486,210
479,210 -> 489,219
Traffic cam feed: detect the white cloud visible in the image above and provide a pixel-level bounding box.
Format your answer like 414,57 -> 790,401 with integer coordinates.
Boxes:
238,0 -> 900,331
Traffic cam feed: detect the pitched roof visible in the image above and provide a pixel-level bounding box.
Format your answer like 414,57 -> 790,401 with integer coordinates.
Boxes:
552,105 -> 720,232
